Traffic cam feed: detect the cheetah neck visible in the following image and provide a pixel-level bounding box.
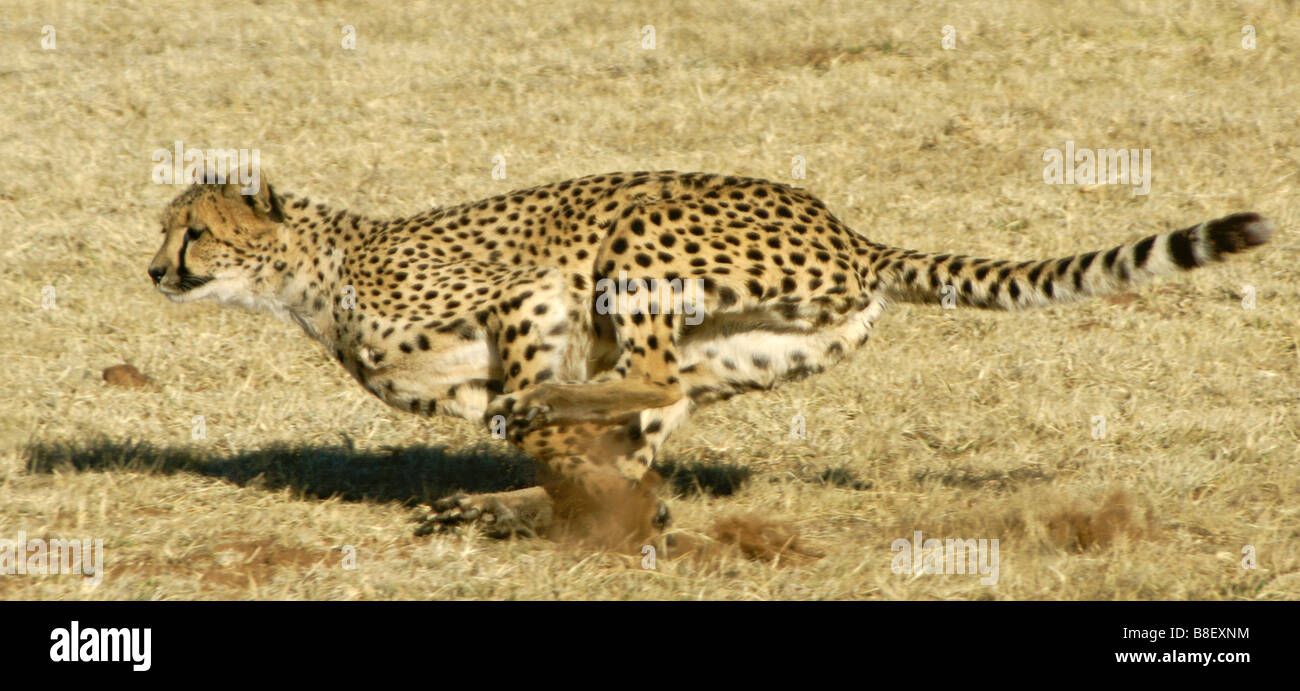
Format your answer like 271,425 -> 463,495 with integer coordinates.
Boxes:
255,194 -> 377,348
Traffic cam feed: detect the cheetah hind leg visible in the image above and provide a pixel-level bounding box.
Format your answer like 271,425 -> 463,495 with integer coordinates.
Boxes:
487,277 -> 688,434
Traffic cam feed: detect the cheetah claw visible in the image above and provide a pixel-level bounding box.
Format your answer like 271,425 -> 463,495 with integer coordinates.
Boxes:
487,394 -> 552,439
511,403 -> 552,436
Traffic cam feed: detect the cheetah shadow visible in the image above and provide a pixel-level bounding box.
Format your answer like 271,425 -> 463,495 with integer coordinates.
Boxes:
21,438 -> 753,505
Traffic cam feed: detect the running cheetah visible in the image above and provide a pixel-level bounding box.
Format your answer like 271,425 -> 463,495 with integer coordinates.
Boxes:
147,170 -> 1273,543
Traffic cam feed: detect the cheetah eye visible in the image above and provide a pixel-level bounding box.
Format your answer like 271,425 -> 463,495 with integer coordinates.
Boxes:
186,226 -> 207,242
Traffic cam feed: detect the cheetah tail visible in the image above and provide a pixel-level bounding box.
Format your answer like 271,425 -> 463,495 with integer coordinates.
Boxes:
878,212 -> 1273,310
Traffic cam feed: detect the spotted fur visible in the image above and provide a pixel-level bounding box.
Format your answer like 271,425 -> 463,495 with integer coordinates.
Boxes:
148,172 -> 1273,540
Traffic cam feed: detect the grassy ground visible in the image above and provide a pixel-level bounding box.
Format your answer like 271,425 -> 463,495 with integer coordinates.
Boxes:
1,0 -> 1296,600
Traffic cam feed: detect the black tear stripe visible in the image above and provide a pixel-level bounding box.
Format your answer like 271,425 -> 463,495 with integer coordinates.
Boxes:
177,231 -> 191,276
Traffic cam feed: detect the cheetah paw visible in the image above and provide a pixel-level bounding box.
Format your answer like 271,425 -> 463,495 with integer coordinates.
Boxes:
415,493 -> 537,539
485,390 -> 555,439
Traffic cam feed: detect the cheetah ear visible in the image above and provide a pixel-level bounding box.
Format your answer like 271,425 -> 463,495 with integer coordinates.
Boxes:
221,174 -> 285,223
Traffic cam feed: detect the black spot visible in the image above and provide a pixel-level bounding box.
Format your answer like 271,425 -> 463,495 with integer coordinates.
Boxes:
717,287 -> 738,308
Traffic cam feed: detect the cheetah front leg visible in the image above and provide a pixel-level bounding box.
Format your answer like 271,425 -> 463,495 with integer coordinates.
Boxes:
415,265 -> 581,538
486,304 -> 687,439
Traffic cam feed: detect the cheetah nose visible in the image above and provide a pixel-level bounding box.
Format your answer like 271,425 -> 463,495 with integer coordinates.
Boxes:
148,266 -> 165,285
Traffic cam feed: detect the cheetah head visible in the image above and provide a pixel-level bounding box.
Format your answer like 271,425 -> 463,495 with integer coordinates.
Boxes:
147,178 -> 286,309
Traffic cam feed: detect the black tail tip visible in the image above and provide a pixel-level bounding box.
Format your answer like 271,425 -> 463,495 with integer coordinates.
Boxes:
1207,212 -> 1274,254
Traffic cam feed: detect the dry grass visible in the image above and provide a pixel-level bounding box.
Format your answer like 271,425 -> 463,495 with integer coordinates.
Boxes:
1,0 -> 1297,600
